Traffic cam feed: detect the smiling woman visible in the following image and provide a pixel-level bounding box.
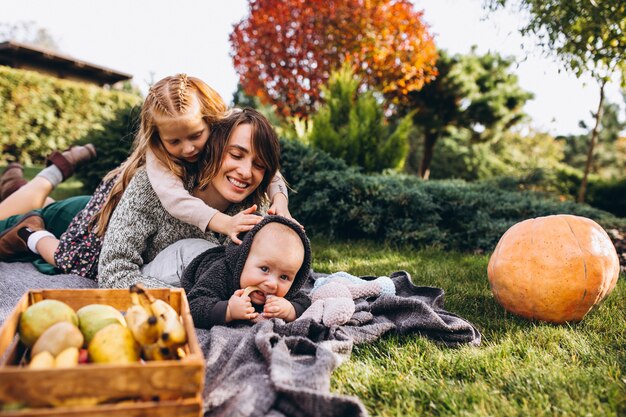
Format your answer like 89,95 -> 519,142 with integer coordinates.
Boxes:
97,108 -> 284,289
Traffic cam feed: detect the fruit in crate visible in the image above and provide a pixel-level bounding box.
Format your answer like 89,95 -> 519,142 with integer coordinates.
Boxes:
77,304 -> 126,344
30,321 -> 83,357
54,347 -> 80,368
128,284 -> 188,359
88,323 -> 140,364
19,299 -> 79,347
151,299 -> 187,348
28,351 -> 55,369
125,290 -> 160,346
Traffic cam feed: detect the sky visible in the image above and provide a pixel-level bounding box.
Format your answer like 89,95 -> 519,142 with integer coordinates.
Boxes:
3,0 -> 624,136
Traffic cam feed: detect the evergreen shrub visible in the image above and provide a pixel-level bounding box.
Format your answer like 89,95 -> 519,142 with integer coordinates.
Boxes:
587,178 -> 626,217
280,139 -> 624,252
308,65 -> 412,172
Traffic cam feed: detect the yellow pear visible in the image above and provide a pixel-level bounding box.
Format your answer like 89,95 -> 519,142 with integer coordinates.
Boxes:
88,323 -> 140,364
19,300 -> 78,347
77,304 -> 126,345
31,322 -> 84,357
54,347 -> 79,368
28,351 -> 55,369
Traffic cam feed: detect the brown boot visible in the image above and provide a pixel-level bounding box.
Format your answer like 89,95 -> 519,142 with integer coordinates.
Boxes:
0,212 -> 45,261
46,144 -> 97,180
0,163 -> 28,202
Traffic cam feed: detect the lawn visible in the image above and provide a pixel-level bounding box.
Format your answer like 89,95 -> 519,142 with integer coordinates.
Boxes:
312,238 -> 626,417
8,165 -> 626,415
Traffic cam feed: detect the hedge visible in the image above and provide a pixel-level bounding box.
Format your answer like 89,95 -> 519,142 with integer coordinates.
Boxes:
0,65 -> 141,164
280,139 -> 625,252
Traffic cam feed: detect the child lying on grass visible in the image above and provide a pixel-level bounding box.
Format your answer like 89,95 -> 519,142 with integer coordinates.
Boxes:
181,215 -> 311,329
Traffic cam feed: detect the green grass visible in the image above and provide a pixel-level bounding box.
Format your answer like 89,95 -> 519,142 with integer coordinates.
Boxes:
4,164 -> 625,415
312,238 -> 626,417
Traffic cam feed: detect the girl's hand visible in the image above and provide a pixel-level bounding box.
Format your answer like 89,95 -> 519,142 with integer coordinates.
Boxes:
226,289 -> 258,322
262,296 -> 296,322
208,205 -> 262,244
268,194 -> 303,229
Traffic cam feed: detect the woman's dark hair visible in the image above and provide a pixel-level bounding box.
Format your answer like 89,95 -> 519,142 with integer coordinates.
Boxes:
196,107 -> 280,206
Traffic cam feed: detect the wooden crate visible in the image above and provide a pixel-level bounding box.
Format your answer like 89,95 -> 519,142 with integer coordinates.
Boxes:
0,288 -> 204,417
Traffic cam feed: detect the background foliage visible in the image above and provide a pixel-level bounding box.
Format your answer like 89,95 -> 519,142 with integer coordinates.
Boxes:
309,65 -> 413,172
399,49 -> 533,179
230,0 -> 438,117
487,0 -> 626,202
0,66 -> 141,164
280,139 -> 624,252
73,107 -> 140,193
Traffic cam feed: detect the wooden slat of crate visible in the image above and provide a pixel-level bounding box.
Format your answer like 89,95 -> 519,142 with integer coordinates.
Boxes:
0,288 -> 204,416
0,293 -> 28,366
0,397 -> 201,417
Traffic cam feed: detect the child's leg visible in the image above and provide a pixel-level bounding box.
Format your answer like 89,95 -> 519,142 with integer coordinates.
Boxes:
33,236 -> 60,267
0,176 -> 55,219
0,144 -> 96,219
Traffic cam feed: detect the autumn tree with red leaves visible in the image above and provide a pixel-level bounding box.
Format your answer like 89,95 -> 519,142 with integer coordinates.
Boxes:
230,0 -> 438,118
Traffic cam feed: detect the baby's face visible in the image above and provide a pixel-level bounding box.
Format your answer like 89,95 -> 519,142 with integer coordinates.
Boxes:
240,224 -> 304,305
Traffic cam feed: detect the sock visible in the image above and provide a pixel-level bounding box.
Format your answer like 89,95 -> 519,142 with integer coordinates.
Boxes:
26,230 -> 55,255
35,165 -> 64,188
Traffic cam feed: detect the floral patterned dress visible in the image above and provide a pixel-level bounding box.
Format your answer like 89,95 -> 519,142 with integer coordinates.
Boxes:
53,176 -> 117,279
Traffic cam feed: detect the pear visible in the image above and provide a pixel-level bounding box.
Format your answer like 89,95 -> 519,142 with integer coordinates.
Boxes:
77,304 -> 126,345
28,351 -> 55,369
88,323 -> 140,364
54,347 -> 80,368
19,300 -> 78,347
31,321 -> 84,357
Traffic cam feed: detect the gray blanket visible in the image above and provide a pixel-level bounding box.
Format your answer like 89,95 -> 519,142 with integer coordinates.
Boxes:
0,265 -> 481,417
196,270 -> 481,416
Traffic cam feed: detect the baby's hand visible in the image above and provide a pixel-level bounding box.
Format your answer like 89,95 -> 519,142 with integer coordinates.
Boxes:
262,296 -> 296,322
226,289 -> 258,322
210,205 -> 262,244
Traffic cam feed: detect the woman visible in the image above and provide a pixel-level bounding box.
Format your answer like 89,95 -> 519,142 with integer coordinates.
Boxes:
97,108 -> 282,288
0,75 -> 290,278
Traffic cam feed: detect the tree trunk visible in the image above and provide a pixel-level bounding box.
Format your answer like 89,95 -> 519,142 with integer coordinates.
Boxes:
577,79 -> 606,203
419,132 -> 438,180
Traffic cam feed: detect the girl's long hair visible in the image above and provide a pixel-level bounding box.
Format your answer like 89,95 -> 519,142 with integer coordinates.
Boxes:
197,108 -> 281,207
92,74 -> 227,236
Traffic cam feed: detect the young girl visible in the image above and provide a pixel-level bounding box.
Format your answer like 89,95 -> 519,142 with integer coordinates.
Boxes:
0,74 -> 291,278
98,108 -> 283,288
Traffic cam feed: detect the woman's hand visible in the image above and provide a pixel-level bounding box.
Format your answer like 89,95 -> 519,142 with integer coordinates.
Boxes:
226,289 -> 258,322
268,194 -> 303,228
208,205 -> 262,244
262,296 -> 296,322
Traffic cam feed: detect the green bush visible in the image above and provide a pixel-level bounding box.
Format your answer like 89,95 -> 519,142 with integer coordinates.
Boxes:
309,65 -> 412,172
74,106 -> 140,192
280,139 -> 624,252
587,178 -> 626,217
0,66 -> 141,164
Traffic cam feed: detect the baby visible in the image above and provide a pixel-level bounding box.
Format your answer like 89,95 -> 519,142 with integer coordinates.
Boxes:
182,215 -> 311,329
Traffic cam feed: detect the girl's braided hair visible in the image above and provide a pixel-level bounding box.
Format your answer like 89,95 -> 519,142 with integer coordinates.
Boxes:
91,74 -> 227,236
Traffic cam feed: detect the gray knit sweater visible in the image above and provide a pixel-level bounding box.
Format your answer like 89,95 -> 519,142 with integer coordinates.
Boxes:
98,169 -> 225,289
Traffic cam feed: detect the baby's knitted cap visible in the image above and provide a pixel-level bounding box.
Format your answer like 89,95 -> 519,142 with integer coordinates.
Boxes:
226,215 -> 312,299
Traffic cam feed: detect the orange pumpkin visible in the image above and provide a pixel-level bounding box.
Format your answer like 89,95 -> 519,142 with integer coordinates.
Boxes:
487,214 -> 620,323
